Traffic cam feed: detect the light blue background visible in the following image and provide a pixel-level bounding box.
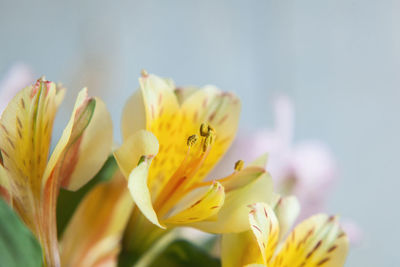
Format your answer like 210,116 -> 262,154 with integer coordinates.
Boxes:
1,1 -> 399,266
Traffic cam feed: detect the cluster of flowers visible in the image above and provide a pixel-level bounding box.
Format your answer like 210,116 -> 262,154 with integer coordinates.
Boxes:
0,69 -> 349,267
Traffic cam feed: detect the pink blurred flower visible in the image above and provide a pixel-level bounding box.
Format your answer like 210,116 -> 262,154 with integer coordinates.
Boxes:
211,95 -> 362,244
0,63 -> 34,113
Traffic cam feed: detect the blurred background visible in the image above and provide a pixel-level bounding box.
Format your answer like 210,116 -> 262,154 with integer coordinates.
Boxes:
1,0 -> 399,266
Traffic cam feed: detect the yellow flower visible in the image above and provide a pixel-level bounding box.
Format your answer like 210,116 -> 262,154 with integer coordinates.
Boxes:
114,72 -> 272,231
221,201 -> 349,267
0,78 -> 113,266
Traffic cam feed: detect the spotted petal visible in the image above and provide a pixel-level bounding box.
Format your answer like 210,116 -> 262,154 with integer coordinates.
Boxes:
271,214 -> 349,267
0,79 -> 64,227
249,203 -> 280,265
163,182 -> 225,225
191,172 -> 273,233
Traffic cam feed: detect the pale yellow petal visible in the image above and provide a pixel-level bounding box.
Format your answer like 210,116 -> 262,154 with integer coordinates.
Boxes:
114,130 -> 159,178
219,166 -> 266,192
60,173 -> 133,267
191,172 -> 274,233
248,203 -> 280,265
163,182 -> 224,225
248,154 -> 268,168
271,214 -> 349,267
139,73 -> 180,129
127,159 -> 165,229
61,97 -> 113,191
221,231 -> 262,267
272,195 -> 300,242
174,86 -> 198,105
43,88 -> 95,188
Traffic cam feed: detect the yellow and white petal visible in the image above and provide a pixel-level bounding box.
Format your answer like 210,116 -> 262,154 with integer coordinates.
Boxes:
163,182 -> 224,225
60,173 -> 133,267
137,73 -> 189,197
61,97 -> 113,191
271,214 -> 349,267
221,231 -> 263,267
127,158 -> 164,229
114,130 -> 159,178
121,90 -> 146,141
191,172 -> 274,233
271,195 -> 300,242
248,203 -> 280,265
0,79 -> 64,200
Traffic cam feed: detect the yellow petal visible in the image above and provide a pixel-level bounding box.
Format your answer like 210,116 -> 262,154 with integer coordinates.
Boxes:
138,74 -> 186,196
0,80 -> 63,192
271,214 -> 349,267
248,203 -> 280,265
127,158 -> 165,229
114,130 -> 159,178
60,173 -> 133,267
191,172 -> 273,233
121,90 -> 146,141
0,79 -> 64,225
61,97 -> 113,191
163,182 -> 225,225
221,231 -> 262,267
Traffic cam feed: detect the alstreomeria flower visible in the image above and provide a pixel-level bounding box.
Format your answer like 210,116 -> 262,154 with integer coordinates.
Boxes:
114,72 -> 273,256
221,201 -> 349,267
0,78 -> 113,266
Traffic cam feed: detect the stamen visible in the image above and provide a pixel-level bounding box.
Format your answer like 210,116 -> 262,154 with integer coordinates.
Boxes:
187,134 -> 198,147
234,160 -> 244,171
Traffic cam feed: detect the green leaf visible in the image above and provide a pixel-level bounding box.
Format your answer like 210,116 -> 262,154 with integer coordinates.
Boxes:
147,239 -> 221,267
57,155 -> 118,236
0,198 -> 42,267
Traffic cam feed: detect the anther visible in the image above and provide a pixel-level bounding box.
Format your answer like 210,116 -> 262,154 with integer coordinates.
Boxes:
202,131 -> 216,152
200,123 -> 209,136
187,134 -> 199,147
234,160 -> 244,171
